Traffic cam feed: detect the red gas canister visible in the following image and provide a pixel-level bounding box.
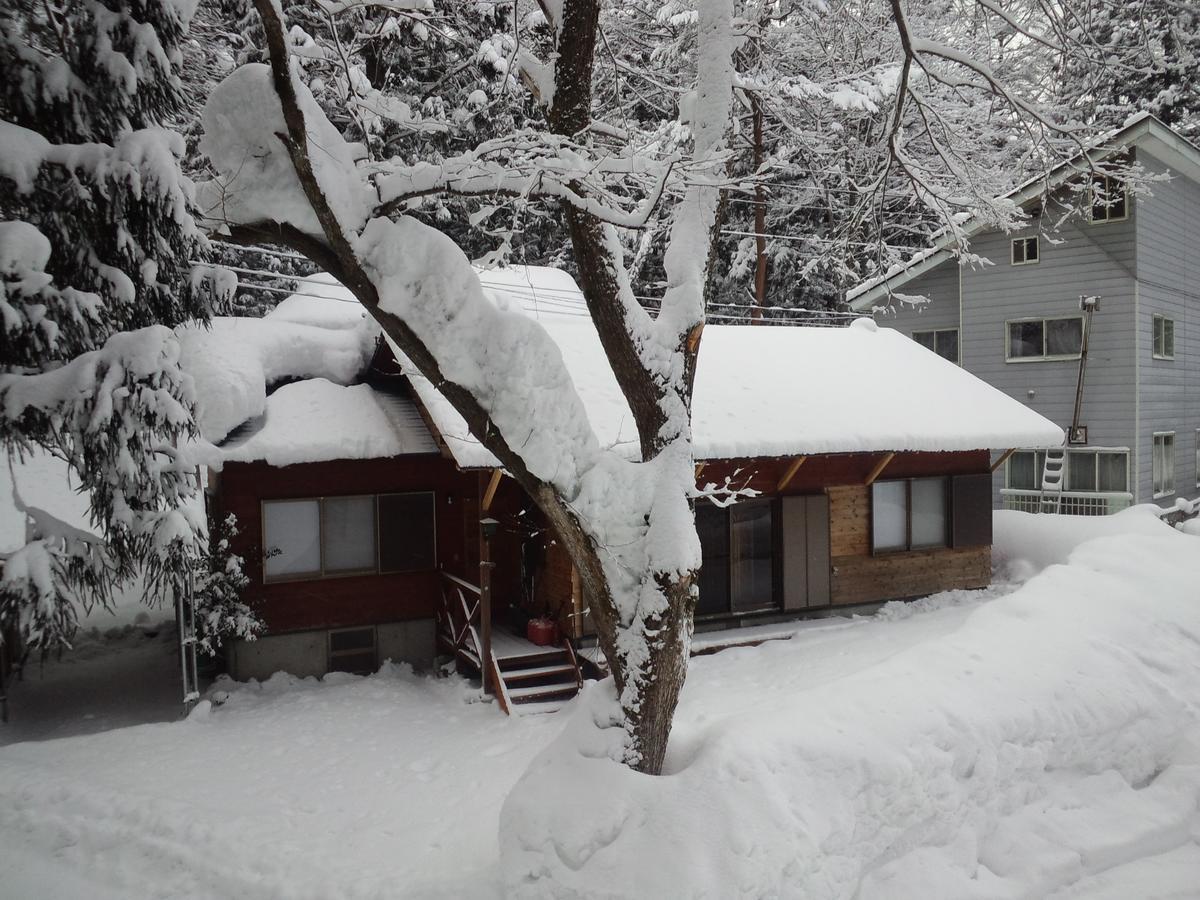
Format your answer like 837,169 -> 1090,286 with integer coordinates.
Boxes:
526,617 -> 558,646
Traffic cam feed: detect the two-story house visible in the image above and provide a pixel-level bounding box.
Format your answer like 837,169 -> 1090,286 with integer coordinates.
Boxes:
848,114 -> 1200,515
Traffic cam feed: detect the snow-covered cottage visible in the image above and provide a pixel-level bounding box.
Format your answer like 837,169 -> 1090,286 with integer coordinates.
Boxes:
190,269 -> 1061,710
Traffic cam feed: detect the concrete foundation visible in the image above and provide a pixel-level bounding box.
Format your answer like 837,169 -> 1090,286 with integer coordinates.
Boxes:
229,619 -> 436,682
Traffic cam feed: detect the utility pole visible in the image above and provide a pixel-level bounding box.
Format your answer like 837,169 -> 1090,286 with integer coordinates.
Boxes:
751,95 -> 767,323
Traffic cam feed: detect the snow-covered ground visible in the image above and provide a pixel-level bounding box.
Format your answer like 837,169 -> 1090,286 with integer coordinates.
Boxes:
1,507 -> 1198,899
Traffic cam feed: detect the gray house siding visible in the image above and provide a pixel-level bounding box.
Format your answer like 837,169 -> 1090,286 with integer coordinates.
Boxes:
962,210 -> 1139,505
874,263 -> 960,343
1134,149 -> 1200,506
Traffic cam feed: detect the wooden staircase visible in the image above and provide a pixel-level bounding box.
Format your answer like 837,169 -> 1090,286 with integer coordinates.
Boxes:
437,572 -> 582,716
491,638 -> 583,716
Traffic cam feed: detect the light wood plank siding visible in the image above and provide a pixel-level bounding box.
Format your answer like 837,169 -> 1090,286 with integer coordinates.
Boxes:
825,484 -> 991,605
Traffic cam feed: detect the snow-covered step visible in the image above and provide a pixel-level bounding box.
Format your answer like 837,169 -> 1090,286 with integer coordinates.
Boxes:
511,700 -> 567,717
506,682 -> 579,702
500,663 -> 579,682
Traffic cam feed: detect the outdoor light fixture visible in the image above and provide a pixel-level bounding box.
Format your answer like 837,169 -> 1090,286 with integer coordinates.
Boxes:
480,517 -> 500,539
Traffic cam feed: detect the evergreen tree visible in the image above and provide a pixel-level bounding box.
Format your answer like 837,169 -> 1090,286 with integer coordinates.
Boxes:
0,0 -> 230,654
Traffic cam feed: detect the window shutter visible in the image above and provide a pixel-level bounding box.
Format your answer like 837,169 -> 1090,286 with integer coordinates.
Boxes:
951,474 -> 993,548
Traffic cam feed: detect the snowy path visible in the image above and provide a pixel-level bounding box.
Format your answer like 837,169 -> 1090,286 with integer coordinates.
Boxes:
1,513 -> 1198,898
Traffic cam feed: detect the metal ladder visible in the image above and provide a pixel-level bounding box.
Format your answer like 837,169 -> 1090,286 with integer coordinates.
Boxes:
176,579 -> 200,713
1040,449 -> 1066,514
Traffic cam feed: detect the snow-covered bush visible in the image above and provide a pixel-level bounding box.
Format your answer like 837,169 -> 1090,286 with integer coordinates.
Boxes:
193,513 -> 261,656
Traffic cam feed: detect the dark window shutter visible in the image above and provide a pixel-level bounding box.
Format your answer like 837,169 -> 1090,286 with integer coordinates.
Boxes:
951,474 -> 993,548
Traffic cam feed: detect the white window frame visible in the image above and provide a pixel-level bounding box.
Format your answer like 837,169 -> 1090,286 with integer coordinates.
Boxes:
1152,314 -> 1175,360
911,328 -> 960,364
1011,236 -> 1039,265
1089,175 -> 1128,223
1065,448 -> 1130,494
1152,432 -> 1176,499
261,491 -> 437,584
1005,316 -> 1084,363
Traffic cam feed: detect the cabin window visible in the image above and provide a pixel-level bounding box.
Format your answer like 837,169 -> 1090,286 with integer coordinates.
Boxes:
379,492 -> 437,573
1006,316 -> 1083,361
1153,433 -> 1175,498
695,500 -> 777,616
1152,314 -> 1175,359
322,496 -> 378,574
871,478 -> 948,554
262,492 -> 436,582
262,500 -> 322,579
1011,236 -> 1039,265
912,329 -> 959,364
1090,175 -> 1127,223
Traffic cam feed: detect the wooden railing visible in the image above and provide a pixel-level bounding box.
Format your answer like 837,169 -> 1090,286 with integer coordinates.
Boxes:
437,571 -> 483,669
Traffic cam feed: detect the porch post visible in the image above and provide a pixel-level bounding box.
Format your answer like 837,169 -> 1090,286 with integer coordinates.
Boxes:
479,517 -> 499,695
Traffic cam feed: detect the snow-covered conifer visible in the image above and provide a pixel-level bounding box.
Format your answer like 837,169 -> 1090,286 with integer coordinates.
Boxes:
0,0 -> 210,653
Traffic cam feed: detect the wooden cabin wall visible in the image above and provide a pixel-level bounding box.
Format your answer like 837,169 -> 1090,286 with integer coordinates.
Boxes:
699,450 -> 993,608
825,484 -> 990,605
215,455 -> 476,634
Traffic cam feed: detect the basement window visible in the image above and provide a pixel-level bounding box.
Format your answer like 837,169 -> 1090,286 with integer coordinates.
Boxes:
329,627 -> 377,674
1011,236 -> 1039,265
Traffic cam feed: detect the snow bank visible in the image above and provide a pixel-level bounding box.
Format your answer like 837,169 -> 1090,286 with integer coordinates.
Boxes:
219,378 -> 436,466
177,315 -> 375,444
500,511 -> 1200,898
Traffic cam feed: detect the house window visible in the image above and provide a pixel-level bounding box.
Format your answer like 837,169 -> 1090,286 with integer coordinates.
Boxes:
1065,450 -> 1129,493
262,499 -> 322,579
1006,450 -> 1045,491
1152,433 -> 1175,498
1011,237 -> 1039,265
912,329 -> 960,364
328,627 -> 377,674
1152,314 -> 1175,359
1090,175 -> 1127,223
695,500 -> 777,616
1006,316 -> 1083,361
871,478 -> 948,553
262,492 -> 436,582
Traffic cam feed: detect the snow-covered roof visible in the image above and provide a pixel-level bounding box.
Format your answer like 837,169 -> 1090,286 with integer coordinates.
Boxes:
218,379 -> 437,467
179,276 -> 437,466
847,114 -> 1200,310
394,268 -> 1063,467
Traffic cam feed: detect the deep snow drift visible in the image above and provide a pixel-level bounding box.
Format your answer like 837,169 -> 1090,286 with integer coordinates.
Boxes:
501,507 -> 1200,898
0,508 -> 1197,899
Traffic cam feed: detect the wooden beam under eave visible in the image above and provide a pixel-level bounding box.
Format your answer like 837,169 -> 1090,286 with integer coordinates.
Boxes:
775,456 -> 808,492
864,452 -> 896,486
695,461 -> 706,479
481,468 -> 503,512
990,448 -> 1017,473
